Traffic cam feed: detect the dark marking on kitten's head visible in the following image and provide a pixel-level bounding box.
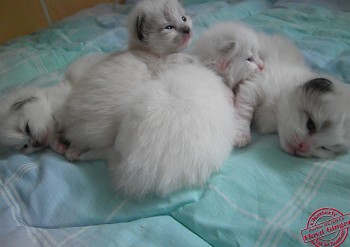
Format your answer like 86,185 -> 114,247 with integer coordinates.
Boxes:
303,78 -> 333,94
136,14 -> 146,41
11,97 -> 38,111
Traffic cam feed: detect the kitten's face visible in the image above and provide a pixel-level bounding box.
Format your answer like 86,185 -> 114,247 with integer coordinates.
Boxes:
221,42 -> 263,90
0,94 -> 56,153
129,0 -> 192,56
192,22 -> 263,90
277,78 -> 349,158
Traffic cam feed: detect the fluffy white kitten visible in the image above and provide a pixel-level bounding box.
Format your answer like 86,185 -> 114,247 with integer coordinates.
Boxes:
127,0 -> 192,56
192,22 -> 264,90
229,28 -> 350,158
277,76 -> 350,158
110,63 -> 236,199
63,51 -> 151,160
233,32 -> 307,147
0,52 -> 110,155
0,82 -> 71,154
193,22 -> 350,158
63,0 -> 193,161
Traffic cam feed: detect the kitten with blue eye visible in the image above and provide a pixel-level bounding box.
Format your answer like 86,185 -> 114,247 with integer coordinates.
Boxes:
62,0 -> 237,199
62,0 -> 194,161
195,22 -> 350,158
0,82 -> 71,154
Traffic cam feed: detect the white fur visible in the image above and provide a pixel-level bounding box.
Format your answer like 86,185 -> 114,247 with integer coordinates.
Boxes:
0,52 -> 110,155
127,0 -> 192,56
62,0 -> 236,198
63,0 -> 193,161
109,63 -> 236,198
192,22 -> 263,90
276,75 -> 350,158
228,26 -> 350,158
65,53 -> 109,84
0,81 -> 71,154
63,51 -> 151,158
193,21 -> 350,158
233,32 -> 308,147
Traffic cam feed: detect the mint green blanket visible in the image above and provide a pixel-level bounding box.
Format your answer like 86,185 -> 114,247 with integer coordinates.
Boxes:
1,1 -> 349,246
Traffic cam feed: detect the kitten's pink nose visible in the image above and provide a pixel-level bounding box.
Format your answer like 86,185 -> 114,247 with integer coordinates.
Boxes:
297,142 -> 310,153
258,63 -> 264,71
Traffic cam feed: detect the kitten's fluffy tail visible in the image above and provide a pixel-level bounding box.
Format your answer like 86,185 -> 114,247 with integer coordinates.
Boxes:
108,64 -> 236,199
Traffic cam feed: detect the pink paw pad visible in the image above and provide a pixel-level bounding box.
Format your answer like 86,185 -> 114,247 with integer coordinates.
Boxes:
56,144 -> 68,154
65,149 -> 81,162
51,139 -> 68,154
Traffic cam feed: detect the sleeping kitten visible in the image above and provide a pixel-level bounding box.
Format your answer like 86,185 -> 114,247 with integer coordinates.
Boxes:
276,76 -> 350,158
62,0 -> 193,161
110,63 -> 236,199
192,22 -> 264,91
240,59 -> 350,158
214,25 -> 350,158
193,22 -> 350,158
0,82 -> 71,154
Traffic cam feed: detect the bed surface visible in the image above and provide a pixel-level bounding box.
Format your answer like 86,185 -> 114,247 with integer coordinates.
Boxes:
1,0 -> 350,246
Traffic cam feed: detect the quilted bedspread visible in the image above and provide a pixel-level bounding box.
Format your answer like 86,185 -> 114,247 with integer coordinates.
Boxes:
1,0 -> 349,246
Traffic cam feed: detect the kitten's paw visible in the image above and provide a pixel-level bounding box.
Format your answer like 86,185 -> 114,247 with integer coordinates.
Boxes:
65,149 -> 81,161
234,128 -> 251,148
51,139 -> 68,154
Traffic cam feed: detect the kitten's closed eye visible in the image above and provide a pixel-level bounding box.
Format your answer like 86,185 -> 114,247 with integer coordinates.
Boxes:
25,123 -> 31,136
318,145 -> 341,155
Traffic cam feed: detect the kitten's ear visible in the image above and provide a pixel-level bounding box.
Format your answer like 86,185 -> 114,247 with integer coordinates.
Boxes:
136,14 -> 146,41
11,97 -> 37,111
303,78 -> 333,94
220,41 -> 236,54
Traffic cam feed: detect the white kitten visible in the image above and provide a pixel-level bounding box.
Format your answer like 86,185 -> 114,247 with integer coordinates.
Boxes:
193,22 -> 350,158
127,0 -> 192,56
63,51 -> 151,160
192,22 -> 263,90
233,30 -> 350,158
109,63 -> 236,199
62,0 -> 236,198
0,82 -> 71,154
62,0 -> 193,161
277,76 -> 350,158
233,32 -> 307,147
